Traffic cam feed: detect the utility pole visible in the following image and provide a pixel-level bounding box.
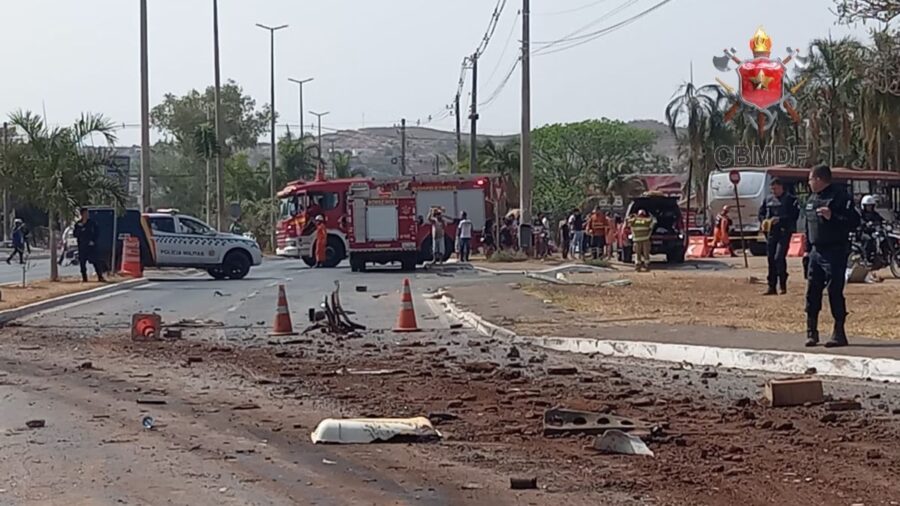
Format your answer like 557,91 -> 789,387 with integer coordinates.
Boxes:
288,77 -> 314,140
139,0 -> 151,212
400,118 -> 407,176
454,94 -> 462,169
519,0 -> 534,252
257,23 -> 289,250
310,111 -> 330,168
213,0 -> 226,231
469,53 -> 479,174
1,122 -> 8,241
329,139 -> 336,175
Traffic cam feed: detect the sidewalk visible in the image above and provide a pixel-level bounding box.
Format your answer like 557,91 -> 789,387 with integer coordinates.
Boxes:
447,280 -> 900,363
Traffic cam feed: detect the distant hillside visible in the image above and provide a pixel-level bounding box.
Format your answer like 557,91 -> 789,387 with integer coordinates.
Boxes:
252,120 -> 682,177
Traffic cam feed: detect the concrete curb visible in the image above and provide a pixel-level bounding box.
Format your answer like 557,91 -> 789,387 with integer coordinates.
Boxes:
436,293 -> 900,383
0,278 -> 150,325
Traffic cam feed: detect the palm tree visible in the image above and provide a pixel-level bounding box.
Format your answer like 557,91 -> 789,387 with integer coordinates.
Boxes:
192,121 -> 219,224
797,37 -> 866,167
478,139 -> 521,207
666,82 -> 719,217
8,111 -> 125,281
279,129 -> 317,182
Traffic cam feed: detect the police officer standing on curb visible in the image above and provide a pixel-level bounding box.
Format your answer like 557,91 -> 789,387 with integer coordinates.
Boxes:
74,207 -> 105,283
804,165 -> 859,348
759,178 -> 799,295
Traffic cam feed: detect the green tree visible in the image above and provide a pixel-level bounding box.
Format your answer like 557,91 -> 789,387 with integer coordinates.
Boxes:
530,119 -> 661,216
151,80 -> 271,153
7,111 -> 125,280
279,130 -> 317,182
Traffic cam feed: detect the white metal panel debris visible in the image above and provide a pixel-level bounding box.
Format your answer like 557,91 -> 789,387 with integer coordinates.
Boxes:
310,417 -> 442,444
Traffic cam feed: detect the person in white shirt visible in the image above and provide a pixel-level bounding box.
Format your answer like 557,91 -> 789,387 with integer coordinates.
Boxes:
457,211 -> 474,262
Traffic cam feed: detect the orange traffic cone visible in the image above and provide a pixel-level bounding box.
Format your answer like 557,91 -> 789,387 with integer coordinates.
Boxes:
270,284 -> 298,336
119,236 -> 143,278
131,313 -> 161,340
393,278 -> 421,333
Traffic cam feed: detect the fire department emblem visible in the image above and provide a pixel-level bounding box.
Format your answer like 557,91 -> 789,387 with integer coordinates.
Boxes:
713,27 -> 808,137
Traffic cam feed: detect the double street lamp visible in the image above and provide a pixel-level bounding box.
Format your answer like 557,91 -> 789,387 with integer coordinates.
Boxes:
287,77 -> 314,141
309,111 -> 330,170
256,23 -> 288,250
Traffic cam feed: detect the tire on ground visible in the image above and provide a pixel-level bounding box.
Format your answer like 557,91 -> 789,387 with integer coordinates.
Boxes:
222,250 -> 252,280
312,235 -> 346,268
208,267 -> 228,280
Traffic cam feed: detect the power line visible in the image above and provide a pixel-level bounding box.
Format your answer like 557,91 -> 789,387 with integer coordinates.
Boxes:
475,0 -> 509,58
480,58 -> 521,108
483,10 -> 522,87
531,0 -> 642,49
534,0 -> 675,56
535,0 -> 613,16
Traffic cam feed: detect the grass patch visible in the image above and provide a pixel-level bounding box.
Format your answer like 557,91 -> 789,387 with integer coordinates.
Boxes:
0,277 -> 115,312
487,250 -> 529,263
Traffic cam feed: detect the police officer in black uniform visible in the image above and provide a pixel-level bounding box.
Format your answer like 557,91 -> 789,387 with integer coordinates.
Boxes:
759,178 -> 799,295
804,165 -> 859,348
73,207 -> 105,283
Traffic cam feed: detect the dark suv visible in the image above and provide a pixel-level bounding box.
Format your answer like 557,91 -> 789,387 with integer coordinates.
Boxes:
618,195 -> 686,264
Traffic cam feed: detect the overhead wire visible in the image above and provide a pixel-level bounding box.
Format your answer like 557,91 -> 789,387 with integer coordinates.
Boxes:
534,0 -> 675,56
535,0 -> 613,16
531,0 -> 642,49
483,9 -> 522,87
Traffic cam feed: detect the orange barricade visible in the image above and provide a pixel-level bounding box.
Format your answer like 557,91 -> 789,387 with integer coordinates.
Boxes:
787,233 -> 807,257
686,236 -> 711,259
119,236 -> 143,278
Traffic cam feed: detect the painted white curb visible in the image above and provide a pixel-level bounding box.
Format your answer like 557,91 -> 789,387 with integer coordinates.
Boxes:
472,263 -> 612,276
437,294 -> 900,383
0,278 -> 149,325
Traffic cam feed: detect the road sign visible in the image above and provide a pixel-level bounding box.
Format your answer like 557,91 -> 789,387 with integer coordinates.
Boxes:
729,170 -> 741,185
106,155 -> 131,193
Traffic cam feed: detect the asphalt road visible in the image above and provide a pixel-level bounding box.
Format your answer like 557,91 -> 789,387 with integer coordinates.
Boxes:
0,256 -> 79,285
14,258 -> 481,339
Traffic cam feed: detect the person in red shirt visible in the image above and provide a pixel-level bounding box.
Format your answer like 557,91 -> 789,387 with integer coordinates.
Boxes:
709,206 -> 737,257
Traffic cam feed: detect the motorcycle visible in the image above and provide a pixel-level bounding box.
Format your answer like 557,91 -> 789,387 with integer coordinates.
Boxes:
849,222 -> 900,278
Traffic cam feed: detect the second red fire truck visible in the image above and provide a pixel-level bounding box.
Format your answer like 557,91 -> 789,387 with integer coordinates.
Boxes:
276,171 -> 501,269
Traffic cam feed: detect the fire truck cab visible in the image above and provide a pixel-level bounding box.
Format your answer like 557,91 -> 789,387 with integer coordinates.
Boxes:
277,172 -> 500,268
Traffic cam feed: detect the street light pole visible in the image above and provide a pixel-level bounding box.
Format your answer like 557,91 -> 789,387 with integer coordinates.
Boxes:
288,77 -> 314,141
309,111 -> 330,171
519,0 -> 534,253
213,0 -> 226,231
256,23 -> 288,251
139,0 -> 151,211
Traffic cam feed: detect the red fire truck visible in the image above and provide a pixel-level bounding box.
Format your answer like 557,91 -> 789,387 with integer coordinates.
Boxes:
346,181 -> 419,271
276,172 -> 501,268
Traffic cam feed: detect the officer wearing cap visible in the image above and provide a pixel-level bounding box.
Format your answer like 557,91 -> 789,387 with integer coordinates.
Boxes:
804,165 -> 859,348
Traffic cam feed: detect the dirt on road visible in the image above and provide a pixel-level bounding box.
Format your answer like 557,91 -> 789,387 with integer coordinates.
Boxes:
3,320 -> 900,505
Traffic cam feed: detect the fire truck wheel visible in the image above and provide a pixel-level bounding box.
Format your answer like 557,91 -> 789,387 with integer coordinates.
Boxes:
323,235 -> 346,268
301,256 -> 316,267
400,255 -> 417,272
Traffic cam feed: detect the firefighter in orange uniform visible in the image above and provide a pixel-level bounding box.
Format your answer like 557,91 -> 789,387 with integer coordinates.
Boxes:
709,206 -> 737,257
587,207 -> 610,260
314,215 -> 328,267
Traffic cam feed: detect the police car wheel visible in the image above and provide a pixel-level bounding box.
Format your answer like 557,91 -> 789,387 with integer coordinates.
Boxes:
222,251 -> 252,280
208,268 -> 228,280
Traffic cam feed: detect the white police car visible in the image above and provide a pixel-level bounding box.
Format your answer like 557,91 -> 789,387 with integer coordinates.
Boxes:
144,211 -> 262,280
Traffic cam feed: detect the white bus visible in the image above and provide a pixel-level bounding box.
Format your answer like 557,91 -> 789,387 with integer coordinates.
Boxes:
707,166 -> 900,256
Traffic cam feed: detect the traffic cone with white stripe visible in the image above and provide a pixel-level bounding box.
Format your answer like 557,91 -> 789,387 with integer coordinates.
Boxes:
393,278 -> 421,333
270,284 -> 298,336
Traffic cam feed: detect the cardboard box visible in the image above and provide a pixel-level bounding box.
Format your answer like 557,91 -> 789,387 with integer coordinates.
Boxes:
765,377 -> 824,407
